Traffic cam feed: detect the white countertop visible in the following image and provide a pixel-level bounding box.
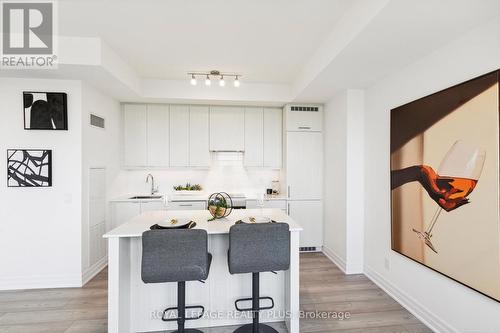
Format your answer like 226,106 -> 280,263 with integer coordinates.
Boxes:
103,208 -> 302,238
111,193 -> 289,203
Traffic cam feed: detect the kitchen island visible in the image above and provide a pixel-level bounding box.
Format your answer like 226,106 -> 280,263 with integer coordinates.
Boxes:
103,208 -> 302,333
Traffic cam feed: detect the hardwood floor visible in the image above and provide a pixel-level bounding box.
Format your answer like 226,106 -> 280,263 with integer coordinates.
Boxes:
0,253 -> 432,333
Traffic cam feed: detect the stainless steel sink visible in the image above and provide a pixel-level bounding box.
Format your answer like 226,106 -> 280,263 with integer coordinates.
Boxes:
129,195 -> 163,200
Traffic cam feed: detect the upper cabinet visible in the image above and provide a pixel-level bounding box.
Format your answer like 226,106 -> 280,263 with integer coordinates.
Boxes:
147,104 -> 169,167
243,107 -> 282,168
210,106 -> 244,151
263,108 -> 282,168
169,105 -> 190,167
123,104 -> 147,167
189,106 -> 210,167
244,107 -> 264,167
122,103 -> 283,170
284,104 -> 323,132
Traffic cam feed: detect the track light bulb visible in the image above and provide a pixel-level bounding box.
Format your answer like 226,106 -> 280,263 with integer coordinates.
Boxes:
190,75 -> 197,86
234,76 -> 240,87
205,75 -> 211,86
219,76 -> 225,87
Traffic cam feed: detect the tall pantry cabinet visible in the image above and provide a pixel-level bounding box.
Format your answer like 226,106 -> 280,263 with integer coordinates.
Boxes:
284,105 -> 324,250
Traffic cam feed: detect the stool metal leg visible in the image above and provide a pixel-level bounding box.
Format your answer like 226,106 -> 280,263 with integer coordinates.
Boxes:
234,273 -> 279,333
172,281 -> 205,333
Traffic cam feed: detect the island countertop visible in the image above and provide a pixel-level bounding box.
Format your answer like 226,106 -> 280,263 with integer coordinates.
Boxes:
104,208 -> 303,238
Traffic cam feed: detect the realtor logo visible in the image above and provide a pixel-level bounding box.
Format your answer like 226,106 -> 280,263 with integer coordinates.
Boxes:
1,1 -> 57,68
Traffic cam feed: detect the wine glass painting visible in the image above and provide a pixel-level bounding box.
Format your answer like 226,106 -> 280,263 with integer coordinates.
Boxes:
390,70 -> 500,302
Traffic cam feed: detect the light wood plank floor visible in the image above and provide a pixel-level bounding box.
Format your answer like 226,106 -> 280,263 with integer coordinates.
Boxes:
0,253 -> 432,333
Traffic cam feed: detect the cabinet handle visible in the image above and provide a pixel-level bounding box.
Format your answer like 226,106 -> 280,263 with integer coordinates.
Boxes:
179,204 -> 193,207
298,126 -> 311,130
288,186 -> 291,199
288,203 -> 290,215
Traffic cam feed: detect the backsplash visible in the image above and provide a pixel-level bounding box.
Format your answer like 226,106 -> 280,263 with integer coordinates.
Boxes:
116,166 -> 283,199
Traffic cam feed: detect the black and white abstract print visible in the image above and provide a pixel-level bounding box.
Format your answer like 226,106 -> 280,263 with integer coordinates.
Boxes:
23,92 -> 68,130
7,150 -> 52,187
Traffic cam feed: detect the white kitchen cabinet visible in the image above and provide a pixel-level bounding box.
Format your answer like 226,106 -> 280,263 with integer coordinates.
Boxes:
244,107 -> 264,166
286,131 -> 323,200
168,201 -> 207,210
123,104 -> 147,167
285,104 -> 323,132
288,200 -> 323,248
189,106 -> 210,167
246,199 -> 287,212
170,105 -> 190,167
111,200 -> 167,228
112,202 -> 141,228
263,107 -> 282,168
147,104 -> 169,167
210,106 -> 244,151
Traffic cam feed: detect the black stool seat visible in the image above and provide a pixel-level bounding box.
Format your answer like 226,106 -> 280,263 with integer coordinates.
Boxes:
142,229 -> 211,333
228,223 -> 290,333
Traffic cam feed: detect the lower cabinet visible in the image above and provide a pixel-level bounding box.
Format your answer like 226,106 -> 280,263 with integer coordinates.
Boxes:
111,200 -> 166,228
287,200 -> 323,249
246,199 -> 287,212
168,201 -> 207,210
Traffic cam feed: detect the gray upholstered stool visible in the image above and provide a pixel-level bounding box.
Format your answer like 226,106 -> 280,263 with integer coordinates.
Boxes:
142,229 -> 212,333
228,223 -> 290,333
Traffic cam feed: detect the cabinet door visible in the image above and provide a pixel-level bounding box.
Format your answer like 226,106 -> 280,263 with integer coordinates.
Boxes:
123,104 -> 147,167
147,104 -> 169,167
263,108 -> 282,168
210,106 -> 244,151
288,200 -> 323,248
286,132 -> 323,200
244,107 -> 263,166
112,202 -> 141,228
141,201 -> 166,212
169,105 -> 190,167
189,106 -> 210,167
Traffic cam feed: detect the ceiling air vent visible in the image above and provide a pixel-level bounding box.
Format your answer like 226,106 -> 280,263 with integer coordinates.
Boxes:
290,106 -> 319,112
90,114 -> 105,129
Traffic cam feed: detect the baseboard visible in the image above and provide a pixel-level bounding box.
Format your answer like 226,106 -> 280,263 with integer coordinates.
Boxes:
0,274 -> 82,291
364,265 -> 457,333
322,245 -> 346,273
82,256 -> 108,285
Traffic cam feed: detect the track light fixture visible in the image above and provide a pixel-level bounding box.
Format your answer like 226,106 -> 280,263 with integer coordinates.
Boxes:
188,70 -> 241,88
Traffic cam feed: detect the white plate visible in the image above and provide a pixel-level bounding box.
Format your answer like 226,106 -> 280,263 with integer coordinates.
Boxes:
158,218 -> 192,228
241,216 -> 271,224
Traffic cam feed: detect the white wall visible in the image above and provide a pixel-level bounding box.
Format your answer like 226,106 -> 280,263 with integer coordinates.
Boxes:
0,78 -> 83,289
364,18 -> 500,332
323,90 -> 365,273
323,92 -> 347,267
81,82 -> 121,281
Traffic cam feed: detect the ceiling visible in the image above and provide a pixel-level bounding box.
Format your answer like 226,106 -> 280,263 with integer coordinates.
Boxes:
58,0 -> 355,83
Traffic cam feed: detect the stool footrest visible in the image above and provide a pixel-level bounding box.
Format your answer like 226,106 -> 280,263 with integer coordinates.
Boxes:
235,296 -> 274,312
161,305 -> 205,322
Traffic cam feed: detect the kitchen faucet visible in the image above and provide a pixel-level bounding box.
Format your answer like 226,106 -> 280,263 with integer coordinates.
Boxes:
145,174 -> 159,195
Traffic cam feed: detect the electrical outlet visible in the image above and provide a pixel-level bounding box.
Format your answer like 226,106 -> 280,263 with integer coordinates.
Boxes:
384,257 -> 391,271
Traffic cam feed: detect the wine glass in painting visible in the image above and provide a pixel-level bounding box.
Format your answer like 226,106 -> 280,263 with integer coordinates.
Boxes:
413,140 -> 486,253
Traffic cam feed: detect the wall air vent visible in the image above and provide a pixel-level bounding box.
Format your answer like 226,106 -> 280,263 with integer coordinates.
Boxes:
90,114 -> 105,129
290,106 -> 319,112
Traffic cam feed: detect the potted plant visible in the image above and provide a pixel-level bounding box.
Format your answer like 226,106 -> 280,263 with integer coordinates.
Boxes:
208,197 -> 228,219
172,183 -> 203,195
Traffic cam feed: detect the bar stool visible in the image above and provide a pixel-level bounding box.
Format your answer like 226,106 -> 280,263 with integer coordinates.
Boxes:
228,223 -> 290,333
141,229 -> 212,333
